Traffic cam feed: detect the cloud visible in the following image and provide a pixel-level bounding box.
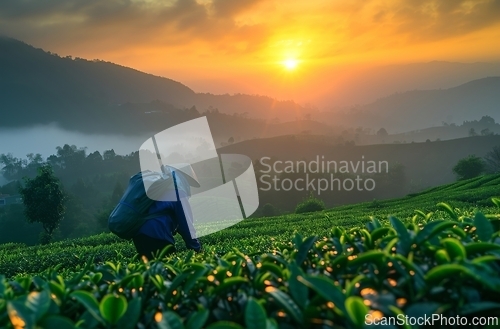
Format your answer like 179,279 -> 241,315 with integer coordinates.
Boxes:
0,0 -> 498,66
365,0 -> 500,41
0,0 -> 268,54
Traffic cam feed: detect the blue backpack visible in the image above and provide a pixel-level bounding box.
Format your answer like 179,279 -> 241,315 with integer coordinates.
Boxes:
108,170 -> 176,239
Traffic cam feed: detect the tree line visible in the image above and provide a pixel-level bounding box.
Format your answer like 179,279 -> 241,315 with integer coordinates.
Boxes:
0,145 -> 140,245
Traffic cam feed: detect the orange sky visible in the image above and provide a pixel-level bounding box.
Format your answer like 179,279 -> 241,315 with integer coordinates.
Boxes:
1,0 -> 500,104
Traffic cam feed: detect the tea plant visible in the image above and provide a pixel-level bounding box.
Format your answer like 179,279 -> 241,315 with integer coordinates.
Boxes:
0,200 -> 498,328
0,174 -> 499,328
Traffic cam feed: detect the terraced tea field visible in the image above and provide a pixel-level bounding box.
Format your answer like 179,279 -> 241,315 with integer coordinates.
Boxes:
0,174 -> 499,328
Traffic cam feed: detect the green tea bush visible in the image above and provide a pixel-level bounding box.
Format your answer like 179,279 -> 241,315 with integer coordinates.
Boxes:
295,194 -> 325,214
453,155 -> 486,180
2,174 -> 500,278
0,201 -> 499,328
0,175 -> 499,328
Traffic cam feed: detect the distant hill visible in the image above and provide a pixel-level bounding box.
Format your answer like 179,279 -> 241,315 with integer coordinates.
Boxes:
319,61 -> 500,107
371,122 -> 500,144
318,77 -> 500,133
206,116 -> 335,146
3,37 -> 499,138
0,37 -> 303,132
220,134 -> 500,192
351,117 -> 500,145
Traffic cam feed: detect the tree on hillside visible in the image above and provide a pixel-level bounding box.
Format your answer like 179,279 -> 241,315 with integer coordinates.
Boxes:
481,128 -> 493,136
485,145 -> 500,174
377,128 -> 388,137
103,149 -> 116,161
452,155 -> 485,180
0,153 -> 26,181
479,115 -> 495,125
468,128 -> 478,137
295,193 -> 325,214
19,165 -> 66,244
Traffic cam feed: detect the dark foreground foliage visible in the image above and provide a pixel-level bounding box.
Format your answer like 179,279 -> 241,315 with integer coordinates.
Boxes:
0,201 -> 499,329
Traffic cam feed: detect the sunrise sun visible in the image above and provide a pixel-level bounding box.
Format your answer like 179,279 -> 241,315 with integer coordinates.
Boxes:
283,58 -> 298,70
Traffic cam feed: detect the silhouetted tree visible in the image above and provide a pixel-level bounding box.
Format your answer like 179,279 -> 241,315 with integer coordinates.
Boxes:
479,116 -> 495,125
19,165 -> 66,244
0,154 -> 20,180
377,128 -> 388,136
469,128 -> 478,137
481,128 -> 493,136
295,193 -> 325,214
103,149 -> 116,161
187,105 -> 199,116
452,155 -> 485,180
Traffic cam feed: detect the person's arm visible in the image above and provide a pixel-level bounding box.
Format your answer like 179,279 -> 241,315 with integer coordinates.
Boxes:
172,192 -> 201,251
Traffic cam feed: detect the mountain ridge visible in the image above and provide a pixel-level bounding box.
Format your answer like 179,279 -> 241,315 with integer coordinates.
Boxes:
0,36 -> 303,130
2,36 -> 499,135
317,76 -> 500,133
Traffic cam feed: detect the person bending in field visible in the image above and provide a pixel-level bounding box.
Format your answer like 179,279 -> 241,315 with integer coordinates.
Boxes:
132,165 -> 201,258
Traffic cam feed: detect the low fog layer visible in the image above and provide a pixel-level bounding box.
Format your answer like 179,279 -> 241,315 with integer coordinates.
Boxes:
0,123 -> 148,159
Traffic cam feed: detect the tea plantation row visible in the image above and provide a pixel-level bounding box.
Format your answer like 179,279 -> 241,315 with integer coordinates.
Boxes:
1,174 -> 499,278
0,175 -> 498,328
0,202 -> 499,328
